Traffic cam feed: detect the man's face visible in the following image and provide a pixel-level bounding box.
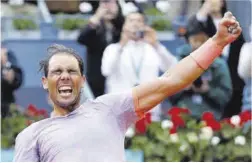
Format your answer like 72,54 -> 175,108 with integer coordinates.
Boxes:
42,54 -> 85,109
188,32 -> 209,51
100,0 -> 118,20
124,13 -> 145,34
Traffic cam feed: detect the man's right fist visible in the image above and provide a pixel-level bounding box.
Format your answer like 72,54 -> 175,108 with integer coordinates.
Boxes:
213,12 -> 242,48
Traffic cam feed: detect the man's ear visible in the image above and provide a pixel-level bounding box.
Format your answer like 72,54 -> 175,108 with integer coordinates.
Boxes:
42,76 -> 48,90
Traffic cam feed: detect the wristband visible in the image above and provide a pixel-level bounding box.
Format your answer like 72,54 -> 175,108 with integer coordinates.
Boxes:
190,38 -> 223,70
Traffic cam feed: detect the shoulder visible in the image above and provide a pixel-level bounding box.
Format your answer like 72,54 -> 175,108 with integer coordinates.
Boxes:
15,122 -> 37,145
90,90 -> 134,109
15,118 -> 53,143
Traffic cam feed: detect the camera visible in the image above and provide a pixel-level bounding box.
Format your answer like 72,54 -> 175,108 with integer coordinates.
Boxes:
194,76 -> 203,88
135,30 -> 145,39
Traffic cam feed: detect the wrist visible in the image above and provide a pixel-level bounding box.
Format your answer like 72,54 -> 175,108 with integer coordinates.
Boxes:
190,38 -> 223,70
212,35 -> 226,49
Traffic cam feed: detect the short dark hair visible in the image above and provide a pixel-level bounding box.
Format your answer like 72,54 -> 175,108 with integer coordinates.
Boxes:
39,44 -> 84,77
185,17 -> 208,40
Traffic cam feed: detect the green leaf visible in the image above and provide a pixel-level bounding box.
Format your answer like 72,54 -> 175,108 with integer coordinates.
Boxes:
221,124 -> 242,139
56,17 -> 88,30
151,19 -> 172,31
144,8 -> 164,16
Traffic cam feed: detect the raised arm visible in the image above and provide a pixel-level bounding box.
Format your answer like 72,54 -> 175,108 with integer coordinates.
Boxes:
132,12 -> 242,117
101,44 -> 123,77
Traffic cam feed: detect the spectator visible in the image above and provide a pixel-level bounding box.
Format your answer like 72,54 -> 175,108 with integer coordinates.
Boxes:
1,47 -> 23,118
77,0 -> 124,97
170,18 -> 232,120
101,12 -> 177,121
238,25 -> 252,111
191,0 -> 245,118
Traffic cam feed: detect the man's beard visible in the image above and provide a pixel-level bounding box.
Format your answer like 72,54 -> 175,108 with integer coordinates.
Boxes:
56,92 -> 81,112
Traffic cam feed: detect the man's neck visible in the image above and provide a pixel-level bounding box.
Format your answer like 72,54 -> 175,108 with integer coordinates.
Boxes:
52,103 -> 80,117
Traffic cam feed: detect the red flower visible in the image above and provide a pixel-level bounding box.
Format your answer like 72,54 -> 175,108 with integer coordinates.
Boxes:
135,119 -> 146,134
38,109 -> 48,118
239,110 -> 252,125
221,118 -> 231,124
206,119 -> 221,131
169,126 -> 177,134
202,112 -> 215,121
26,104 -> 39,116
167,107 -> 191,116
135,112 -> 152,134
145,112 -> 151,124
171,114 -> 185,127
181,108 -> 191,114
27,104 -> 37,112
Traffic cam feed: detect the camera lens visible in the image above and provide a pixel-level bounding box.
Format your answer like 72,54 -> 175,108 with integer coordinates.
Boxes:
135,31 -> 145,38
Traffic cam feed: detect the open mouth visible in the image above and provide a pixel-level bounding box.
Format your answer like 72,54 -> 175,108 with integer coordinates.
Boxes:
58,86 -> 73,97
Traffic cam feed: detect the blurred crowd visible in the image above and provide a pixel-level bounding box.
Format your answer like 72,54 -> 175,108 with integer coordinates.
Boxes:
1,0 -> 251,123
76,0 -> 251,121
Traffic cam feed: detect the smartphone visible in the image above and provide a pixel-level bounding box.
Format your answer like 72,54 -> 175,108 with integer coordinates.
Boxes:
135,30 -> 145,39
194,76 -> 203,88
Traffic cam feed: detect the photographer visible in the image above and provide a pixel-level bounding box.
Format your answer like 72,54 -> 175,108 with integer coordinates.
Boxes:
1,47 -> 23,118
77,0 -> 124,97
170,18 -> 232,120
101,12 -> 177,121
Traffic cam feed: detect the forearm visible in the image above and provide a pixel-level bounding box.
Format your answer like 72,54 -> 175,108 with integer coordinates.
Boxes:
134,38 -> 223,113
134,55 -> 204,113
161,37 -> 224,94
161,55 -> 204,94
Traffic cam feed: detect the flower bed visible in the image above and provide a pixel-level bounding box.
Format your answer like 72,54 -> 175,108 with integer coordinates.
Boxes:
1,104 -> 48,149
125,107 -> 252,162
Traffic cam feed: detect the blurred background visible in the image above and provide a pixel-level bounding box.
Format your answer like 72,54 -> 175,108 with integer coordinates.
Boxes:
1,0 -> 251,162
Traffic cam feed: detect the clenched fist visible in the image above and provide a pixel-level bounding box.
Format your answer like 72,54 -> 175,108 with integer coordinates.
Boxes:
212,11 -> 242,48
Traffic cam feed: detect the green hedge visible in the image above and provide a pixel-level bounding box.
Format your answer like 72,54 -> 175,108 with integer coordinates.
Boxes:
12,18 -> 37,30
55,17 -> 88,31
